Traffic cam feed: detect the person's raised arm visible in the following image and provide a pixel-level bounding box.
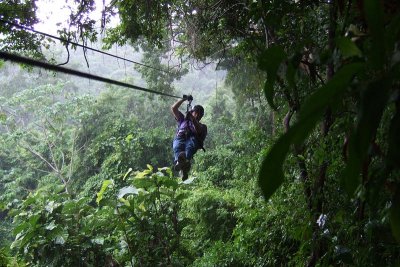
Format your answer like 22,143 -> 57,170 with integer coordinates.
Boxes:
171,97 -> 187,121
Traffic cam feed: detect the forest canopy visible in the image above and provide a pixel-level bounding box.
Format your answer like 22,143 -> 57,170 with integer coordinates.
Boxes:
1,0 -> 400,266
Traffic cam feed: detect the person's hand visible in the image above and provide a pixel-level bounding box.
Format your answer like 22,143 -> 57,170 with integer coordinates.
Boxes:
185,111 -> 194,121
182,95 -> 193,101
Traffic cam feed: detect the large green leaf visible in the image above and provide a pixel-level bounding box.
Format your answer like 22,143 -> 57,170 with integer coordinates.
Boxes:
390,189 -> 400,242
259,63 -> 364,200
385,14 -> 400,55
96,179 -> 114,205
118,186 -> 139,199
387,107 -> 400,169
13,222 -> 30,236
364,0 -> 385,69
258,46 -> 286,110
298,63 -> 365,123
341,78 -> 390,194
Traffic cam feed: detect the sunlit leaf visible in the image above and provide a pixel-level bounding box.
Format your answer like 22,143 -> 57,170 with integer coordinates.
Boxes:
54,236 -> 66,245
158,167 -> 173,178
45,201 -> 57,213
138,202 -> 146,212
45,221 -> 57,231
135,169 -> 152,179
336,37 -> 362,58
125,134 -> 134,143
118,186 -> 139,198
181,176 -> 196,185
54,231 -> 69,245
96,179 -> 114,205
123,168 -> 133,180
118,197 -> 131,207
146,164 -> 153,172
91,237 -> 105,245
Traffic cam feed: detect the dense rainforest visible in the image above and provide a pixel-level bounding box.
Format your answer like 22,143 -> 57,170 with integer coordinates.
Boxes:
1,0 -> 400,266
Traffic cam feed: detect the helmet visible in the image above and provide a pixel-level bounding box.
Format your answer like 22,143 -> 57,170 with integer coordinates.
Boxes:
192,105 -> 204,118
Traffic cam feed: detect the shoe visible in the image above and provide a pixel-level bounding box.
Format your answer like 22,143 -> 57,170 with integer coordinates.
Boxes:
174,152 -> 186,171
181,160 -> 191,181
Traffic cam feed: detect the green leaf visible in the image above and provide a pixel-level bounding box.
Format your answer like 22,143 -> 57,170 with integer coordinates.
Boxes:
133,178 -> 153,188
45,221 -> 57,231
13,222 -> 30,236
28,214 -> 41,228
135,168 -> 152,179
54,236 -> 66,245
385,14 -> 400,55
118,186 -> 139,198
259,63 -> 364,200
286,57 -> 297,89
45,201 -> 58,213
54,231 -> 69,245
0,112 -> 6,122
118,197 -> 131,207
146,164 -> 153,172
158,176 -> 179,189
364,0 -> 385,68
123,168 -> 133,180
96,180 -> 114,205
175,192 -> 189,202
336,37 -> 362,58
258,46 -> 286,110
258,132 -> 292,200
158,167 -> 173,178
91,237 -> 105,245
387,107 -> 400,169
125,134 -> 134,143
181,176 -> 196,185
299,63 -> 365,123
23,193 -> 38,208
341,78 -> 390,194
390,189 -> 400,242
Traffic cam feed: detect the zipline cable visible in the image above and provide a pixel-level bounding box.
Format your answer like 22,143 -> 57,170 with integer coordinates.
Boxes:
0,51 -> 182,99
0,19 -> 171,74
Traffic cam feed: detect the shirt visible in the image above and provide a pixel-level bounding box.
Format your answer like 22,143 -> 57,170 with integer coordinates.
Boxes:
175,111 -> 207,142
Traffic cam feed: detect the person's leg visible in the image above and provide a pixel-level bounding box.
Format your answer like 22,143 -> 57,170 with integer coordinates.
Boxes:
180,137 -> 198,180
173,137 -> 185,162
185,136 -> 198,160
173,137 -> 187,171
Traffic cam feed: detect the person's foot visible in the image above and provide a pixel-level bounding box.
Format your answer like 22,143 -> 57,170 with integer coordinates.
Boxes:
181,160 -> 191,181
174,152 -> 186,171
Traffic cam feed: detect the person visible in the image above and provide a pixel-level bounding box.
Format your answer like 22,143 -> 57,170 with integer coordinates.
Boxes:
171,95 -> 207,180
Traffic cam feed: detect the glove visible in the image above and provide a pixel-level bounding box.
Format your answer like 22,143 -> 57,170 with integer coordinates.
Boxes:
182,94 -> 193,101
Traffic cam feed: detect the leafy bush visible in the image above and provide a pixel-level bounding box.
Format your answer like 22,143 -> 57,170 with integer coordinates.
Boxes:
10,187 -> 116,266
97,165 -> 195,266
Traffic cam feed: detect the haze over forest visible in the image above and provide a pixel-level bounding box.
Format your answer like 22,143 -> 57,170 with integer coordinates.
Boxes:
0,0 -> 399,266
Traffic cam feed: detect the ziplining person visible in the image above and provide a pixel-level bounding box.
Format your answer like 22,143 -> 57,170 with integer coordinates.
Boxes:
171,95 -> 207,180
0,51 -> 209,180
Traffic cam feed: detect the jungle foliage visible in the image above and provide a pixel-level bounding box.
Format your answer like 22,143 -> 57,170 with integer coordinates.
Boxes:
1,0 -> 400,266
